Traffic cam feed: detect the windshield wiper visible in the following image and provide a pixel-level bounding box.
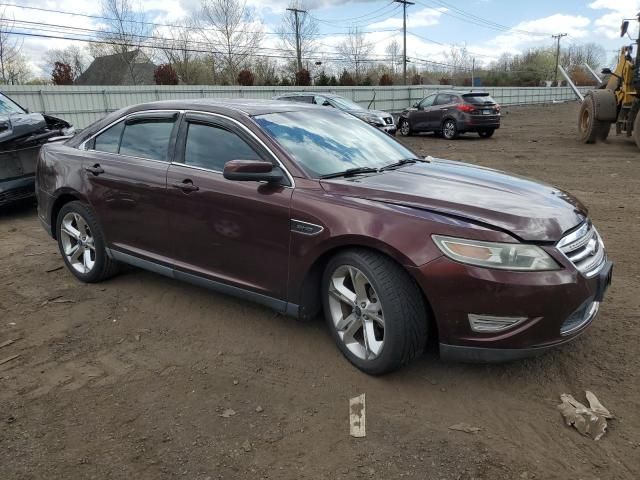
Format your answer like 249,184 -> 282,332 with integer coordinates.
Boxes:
320,167 -> 380,179
379,158 -> 426,172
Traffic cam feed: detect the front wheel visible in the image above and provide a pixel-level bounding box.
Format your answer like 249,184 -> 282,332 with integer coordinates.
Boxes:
478,129 -> 495,138
442,119 -> 459,140
322,249 -> 428,375
399,118 -> 412,136
56,201 -> 119,283
578,95 -> 610,143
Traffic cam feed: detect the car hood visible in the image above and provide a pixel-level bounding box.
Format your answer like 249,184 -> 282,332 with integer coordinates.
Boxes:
346,108 -> 392,119
0,112 -> 73,151
320,159 -> 587,242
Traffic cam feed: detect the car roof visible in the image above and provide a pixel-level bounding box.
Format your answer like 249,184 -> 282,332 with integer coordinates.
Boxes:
123,98 -> 319,117
429,90 -> 490,96
65,98 -> 324,149
274,92 -> 340,99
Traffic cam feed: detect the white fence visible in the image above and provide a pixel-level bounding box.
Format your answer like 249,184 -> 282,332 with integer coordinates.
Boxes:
3,84 -> 588,129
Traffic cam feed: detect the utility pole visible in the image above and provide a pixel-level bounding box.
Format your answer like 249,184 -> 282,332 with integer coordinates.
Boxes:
552,33 -> 567,86
394,0 -> 414,85
471,57 -> 475,89
287,7 -> 306,73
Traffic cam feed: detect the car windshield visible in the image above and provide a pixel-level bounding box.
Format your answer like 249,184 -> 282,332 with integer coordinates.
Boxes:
329,96 -> 364,111
0,93 -> 26,114
254,109 -> 417,178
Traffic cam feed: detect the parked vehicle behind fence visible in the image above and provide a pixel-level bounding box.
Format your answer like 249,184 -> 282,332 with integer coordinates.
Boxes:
273,92 -> 396,135
0,92 -> 74,207
36,98 -> 611,375
398,91 -> 501,139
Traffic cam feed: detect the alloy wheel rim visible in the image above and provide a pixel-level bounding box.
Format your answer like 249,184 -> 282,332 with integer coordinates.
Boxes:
401,120 -> 410,135
444,121 -> 455,138
328,265 -> 385,360
60,212 -> 96,274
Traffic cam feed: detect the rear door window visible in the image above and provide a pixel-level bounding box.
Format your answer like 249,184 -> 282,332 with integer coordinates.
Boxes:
184,122 -> 263,172
119,120 -> 176,161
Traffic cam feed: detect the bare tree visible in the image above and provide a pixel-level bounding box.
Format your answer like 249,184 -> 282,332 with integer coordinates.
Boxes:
44,46 -> 89,81
155,20 -> 202,85
337,27 -> 373,83
442,44 -> 472,85
385,39 -> 401,75
98,0 -> 152,85
278,1 -> 318,73
0,9 -> 24,84
560,42 -> 606,72
199,0 -> 264,84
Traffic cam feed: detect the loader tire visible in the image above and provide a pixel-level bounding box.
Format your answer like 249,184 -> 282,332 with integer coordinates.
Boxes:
578,95 -> 611,143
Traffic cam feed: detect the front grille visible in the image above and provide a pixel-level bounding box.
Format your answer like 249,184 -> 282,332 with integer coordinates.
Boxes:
557,222 -> 606,277
384,116 -> 394,125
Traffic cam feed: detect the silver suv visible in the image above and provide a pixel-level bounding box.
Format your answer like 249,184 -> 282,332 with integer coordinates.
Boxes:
273,92 -> 396,135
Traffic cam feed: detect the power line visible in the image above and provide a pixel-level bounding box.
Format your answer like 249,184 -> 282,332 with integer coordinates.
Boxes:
310,3 -> 401,28
7,29 -> 396,64
0,2 -> 398,38
310,2 -> 396,25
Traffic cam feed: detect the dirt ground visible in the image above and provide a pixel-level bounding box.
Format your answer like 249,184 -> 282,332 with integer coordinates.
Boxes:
1,102 -> 639,480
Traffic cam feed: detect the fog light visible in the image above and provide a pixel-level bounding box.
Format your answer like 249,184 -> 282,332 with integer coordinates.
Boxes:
468,314 -> 528,333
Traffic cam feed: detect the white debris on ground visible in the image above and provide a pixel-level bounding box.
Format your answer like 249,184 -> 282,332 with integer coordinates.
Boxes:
557,391 -> 613,441
349,393 -> 366,438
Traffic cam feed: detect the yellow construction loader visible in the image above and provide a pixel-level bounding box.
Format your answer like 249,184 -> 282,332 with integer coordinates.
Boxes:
578,14 -> 640,149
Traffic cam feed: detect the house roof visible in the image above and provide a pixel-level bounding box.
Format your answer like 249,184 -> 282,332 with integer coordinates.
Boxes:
75,50 -> 155,86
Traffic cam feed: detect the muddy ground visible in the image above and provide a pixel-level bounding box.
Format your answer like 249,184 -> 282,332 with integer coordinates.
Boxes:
1,102 -> 639,480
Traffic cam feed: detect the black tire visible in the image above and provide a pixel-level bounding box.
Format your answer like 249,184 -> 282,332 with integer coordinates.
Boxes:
321,248 -> 428,375
441,119 -> 459,140
399,118 -> 412,136
56,201 -> 119,283
578,96 -> 610,143
478,129 -> 495,138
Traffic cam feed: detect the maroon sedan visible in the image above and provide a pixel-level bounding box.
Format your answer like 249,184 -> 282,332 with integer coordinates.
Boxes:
35,99 -> 612,374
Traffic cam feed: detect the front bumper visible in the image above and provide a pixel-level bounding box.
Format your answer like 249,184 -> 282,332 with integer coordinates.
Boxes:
0,174 -> 35,206
410,256 -> 613,363
377,124 -> 397,135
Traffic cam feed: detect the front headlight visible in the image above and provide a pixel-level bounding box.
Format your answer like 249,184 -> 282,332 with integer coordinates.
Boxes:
432,235 -> 559,271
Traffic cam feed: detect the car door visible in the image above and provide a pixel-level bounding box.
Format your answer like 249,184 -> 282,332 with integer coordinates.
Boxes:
166,112 -> 293,300
82,111 -> 178,262
412,94 -> 436,131
428,94 -> 457,130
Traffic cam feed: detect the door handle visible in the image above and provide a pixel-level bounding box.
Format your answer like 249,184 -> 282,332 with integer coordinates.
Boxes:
172,180 -> 199,192
85,164 -> 104,175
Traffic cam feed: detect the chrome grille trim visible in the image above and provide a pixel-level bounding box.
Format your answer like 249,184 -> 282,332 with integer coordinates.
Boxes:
557,222 -> 606,277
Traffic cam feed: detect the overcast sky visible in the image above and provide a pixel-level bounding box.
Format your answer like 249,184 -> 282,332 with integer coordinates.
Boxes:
6,0 -> 640,77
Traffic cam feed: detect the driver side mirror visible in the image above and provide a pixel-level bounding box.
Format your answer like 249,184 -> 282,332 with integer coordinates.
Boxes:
223,160 -> 283,183
322,100 -> 333,107
621,20 -> 629,38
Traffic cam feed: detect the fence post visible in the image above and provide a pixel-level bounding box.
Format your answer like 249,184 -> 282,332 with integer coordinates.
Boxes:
38,90 -> 46,113
102,90 -> 109,113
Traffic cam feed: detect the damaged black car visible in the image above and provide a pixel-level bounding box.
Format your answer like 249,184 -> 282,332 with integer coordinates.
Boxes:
0,92 -> 74,207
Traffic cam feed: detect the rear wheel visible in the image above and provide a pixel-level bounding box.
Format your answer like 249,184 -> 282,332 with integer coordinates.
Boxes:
399,118 -> 412,136
442,119 -> 459,140
578,95 -> 610,143
56,201 -> 119,283
478,129 -> 495,138
322,249 -> 428,375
